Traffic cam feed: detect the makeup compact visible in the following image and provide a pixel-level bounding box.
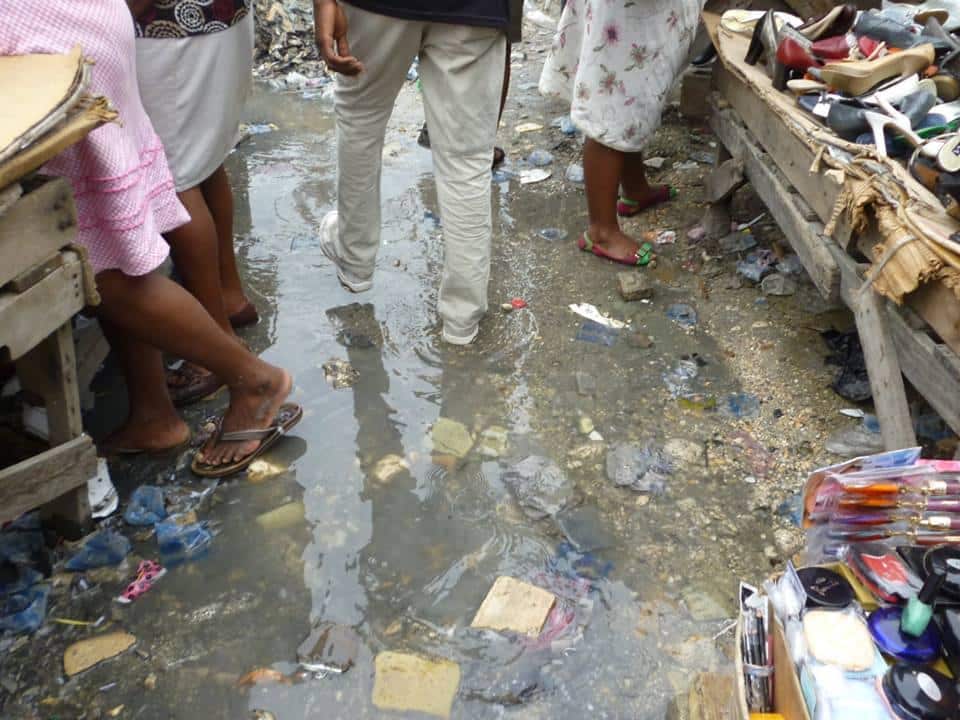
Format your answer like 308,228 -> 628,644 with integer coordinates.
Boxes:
868,606 -> 942,663
849,543 -> 923,603
796,566 -> 854,608
923,546 -> 960,601
881,665 -> 959,720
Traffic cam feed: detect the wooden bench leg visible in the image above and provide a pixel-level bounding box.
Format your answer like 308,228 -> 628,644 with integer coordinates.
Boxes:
852,287 -> 918,451
15,323 -> 91,531
701,144 -> 734,239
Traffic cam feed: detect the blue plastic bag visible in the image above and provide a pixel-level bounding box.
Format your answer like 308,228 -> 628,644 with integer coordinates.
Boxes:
66,531 -> 131,571
0,584 -> 50,634
123,485 -> 166,526
156,519 -> 212,567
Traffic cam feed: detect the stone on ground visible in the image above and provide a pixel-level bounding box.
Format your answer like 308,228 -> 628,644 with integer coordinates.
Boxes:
255,500 -> 305,531
502,455 -> 574,519
372,651 -> 461,719
477,426 -> 509,458
430,418 -> 473,458
471,576 -> 556,637
371,454 -> 409,483
617,272 -> 655,301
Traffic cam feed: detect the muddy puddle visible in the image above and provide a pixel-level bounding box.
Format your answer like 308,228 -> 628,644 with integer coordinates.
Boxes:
2,44 -> 864,720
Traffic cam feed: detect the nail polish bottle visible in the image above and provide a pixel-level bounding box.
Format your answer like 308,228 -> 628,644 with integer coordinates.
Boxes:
901,571 -> 945,638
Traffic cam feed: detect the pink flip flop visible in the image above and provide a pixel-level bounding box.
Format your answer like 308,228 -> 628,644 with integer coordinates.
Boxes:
577,232 -> 654,267
115,560 -> 166,604
617,186 -> 677,217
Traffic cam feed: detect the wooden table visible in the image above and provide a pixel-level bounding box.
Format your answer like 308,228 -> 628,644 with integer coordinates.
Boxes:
706,61 -> 960,451
0,178 -> 97,527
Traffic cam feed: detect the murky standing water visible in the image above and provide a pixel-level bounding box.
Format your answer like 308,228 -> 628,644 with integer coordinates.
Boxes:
55,78 -> 791,719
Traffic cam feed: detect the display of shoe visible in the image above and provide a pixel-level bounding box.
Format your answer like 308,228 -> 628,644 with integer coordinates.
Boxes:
812,43 -> 935,96
811,33 -> 880,61
934,73 -> 960,101
856,10 -> 923,49
798,4 -> 858,40
883,1 -> 960,32
692,44 -> 717,66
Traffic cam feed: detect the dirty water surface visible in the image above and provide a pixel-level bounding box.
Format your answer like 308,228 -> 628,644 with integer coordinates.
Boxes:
4,36 -> 860,720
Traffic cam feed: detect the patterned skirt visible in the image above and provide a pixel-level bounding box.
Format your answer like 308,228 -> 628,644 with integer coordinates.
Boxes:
539,0 -> 706,152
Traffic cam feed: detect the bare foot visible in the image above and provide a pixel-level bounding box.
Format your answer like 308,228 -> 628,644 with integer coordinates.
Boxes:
196,365 -> 293,466
589,224 -> 642,261
100,415 -> 190,455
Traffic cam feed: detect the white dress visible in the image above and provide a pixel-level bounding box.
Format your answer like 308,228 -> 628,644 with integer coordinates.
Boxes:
540,0 -> 706,152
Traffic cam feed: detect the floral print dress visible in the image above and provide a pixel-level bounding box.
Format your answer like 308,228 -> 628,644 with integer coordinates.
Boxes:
540,0 -> 705,152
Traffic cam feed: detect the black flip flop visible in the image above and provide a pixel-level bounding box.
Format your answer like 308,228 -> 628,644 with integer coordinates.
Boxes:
191,403 -> 303,478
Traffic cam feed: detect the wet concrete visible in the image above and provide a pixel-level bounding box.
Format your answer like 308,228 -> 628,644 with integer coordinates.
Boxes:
1,25 -> 870,720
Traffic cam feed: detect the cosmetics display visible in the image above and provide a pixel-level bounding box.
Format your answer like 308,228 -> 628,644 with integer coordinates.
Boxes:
738,449 -> 960,720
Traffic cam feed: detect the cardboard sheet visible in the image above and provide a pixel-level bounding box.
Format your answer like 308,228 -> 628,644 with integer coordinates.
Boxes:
0,46 -> 86,164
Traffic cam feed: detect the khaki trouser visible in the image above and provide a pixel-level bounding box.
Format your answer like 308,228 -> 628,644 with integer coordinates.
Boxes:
334,3 -> 506,340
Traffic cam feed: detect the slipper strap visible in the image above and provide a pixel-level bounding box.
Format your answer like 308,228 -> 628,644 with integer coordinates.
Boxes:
220,426 -> 283,442
635,242 -> 654,266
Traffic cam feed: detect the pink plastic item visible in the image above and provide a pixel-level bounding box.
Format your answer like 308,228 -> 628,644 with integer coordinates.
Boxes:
115,560 -> 166,604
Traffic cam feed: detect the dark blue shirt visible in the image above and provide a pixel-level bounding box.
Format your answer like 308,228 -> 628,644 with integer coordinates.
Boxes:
345,0 -> 509,29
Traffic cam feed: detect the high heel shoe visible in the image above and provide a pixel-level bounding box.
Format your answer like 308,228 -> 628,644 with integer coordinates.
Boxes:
862,108 -> 924,158
811,43 -> 936,96
824,91 -> 935,141
812,33 -> 881,61
745,9 -> 781,78
884,1 -> 960,32
798,4 -> 857,41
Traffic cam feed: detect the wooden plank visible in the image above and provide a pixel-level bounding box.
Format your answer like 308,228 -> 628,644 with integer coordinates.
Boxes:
0,179 -> 76,289
74,318 -> 109,408
0,435 -> 95,525
713,65 -> 842,224
849,277 -> 918,450
709,101 -> 841,301
907,281 -> 960,358
0,183 -> 21,217
888,303 -> 960,435
7,253 -> 63,293
688,673 -> 736,720
0,251 -> 84,361
16,323 -> 82,443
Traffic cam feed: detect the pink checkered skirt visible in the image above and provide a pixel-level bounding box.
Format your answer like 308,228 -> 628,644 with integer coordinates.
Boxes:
0,0 -> 188,276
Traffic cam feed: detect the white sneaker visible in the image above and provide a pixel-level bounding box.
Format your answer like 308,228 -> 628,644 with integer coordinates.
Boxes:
319,211 -> 373,293
441,325 -> 479,346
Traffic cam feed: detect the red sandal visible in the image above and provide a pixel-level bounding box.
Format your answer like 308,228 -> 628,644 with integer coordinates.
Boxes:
617,186 -> 677,217
577,232 -> 654,267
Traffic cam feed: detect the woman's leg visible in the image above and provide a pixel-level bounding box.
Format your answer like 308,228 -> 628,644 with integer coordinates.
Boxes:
95,269 -> 292,465
200,165 -> 252,319
98,319 -> 190,452
583,137 -> 638,258
166,187 -> 233,335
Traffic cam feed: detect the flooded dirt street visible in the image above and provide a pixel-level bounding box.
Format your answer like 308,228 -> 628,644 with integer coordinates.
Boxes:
2,24 -> 869,720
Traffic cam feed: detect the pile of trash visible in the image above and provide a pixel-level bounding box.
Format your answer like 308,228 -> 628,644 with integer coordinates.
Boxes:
253,0 -> 327,78
0,480 -> 216,635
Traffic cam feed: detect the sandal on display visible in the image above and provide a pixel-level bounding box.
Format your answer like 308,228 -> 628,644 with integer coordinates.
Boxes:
811,43 -> 935,97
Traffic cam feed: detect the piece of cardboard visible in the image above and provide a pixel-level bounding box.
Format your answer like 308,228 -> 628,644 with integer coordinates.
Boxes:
0,47 -> 85,162
471,576 -> 556,637
372,651 -> 460,719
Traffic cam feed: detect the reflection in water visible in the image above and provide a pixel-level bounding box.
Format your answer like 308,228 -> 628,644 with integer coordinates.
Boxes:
86,87 -> 777,719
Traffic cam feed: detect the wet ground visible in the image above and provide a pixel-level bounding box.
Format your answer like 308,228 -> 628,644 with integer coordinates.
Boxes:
1,24 -> 879,720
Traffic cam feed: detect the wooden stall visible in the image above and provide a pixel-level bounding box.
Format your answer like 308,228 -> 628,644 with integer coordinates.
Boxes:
0,50 -> 115,528
701,13 -> 960,451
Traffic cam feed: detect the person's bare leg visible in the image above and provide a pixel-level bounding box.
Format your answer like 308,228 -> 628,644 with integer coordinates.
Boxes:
99,319 -> 189,452
95,269 -> 292,466
583,137 -> 638,258
200,165 -> 252,320
621,151 -> 653,202
167,186 -> 233,335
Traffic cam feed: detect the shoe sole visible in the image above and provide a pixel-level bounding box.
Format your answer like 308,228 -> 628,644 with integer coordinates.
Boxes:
319,212 -> 373,293
442,326 -> 479,346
